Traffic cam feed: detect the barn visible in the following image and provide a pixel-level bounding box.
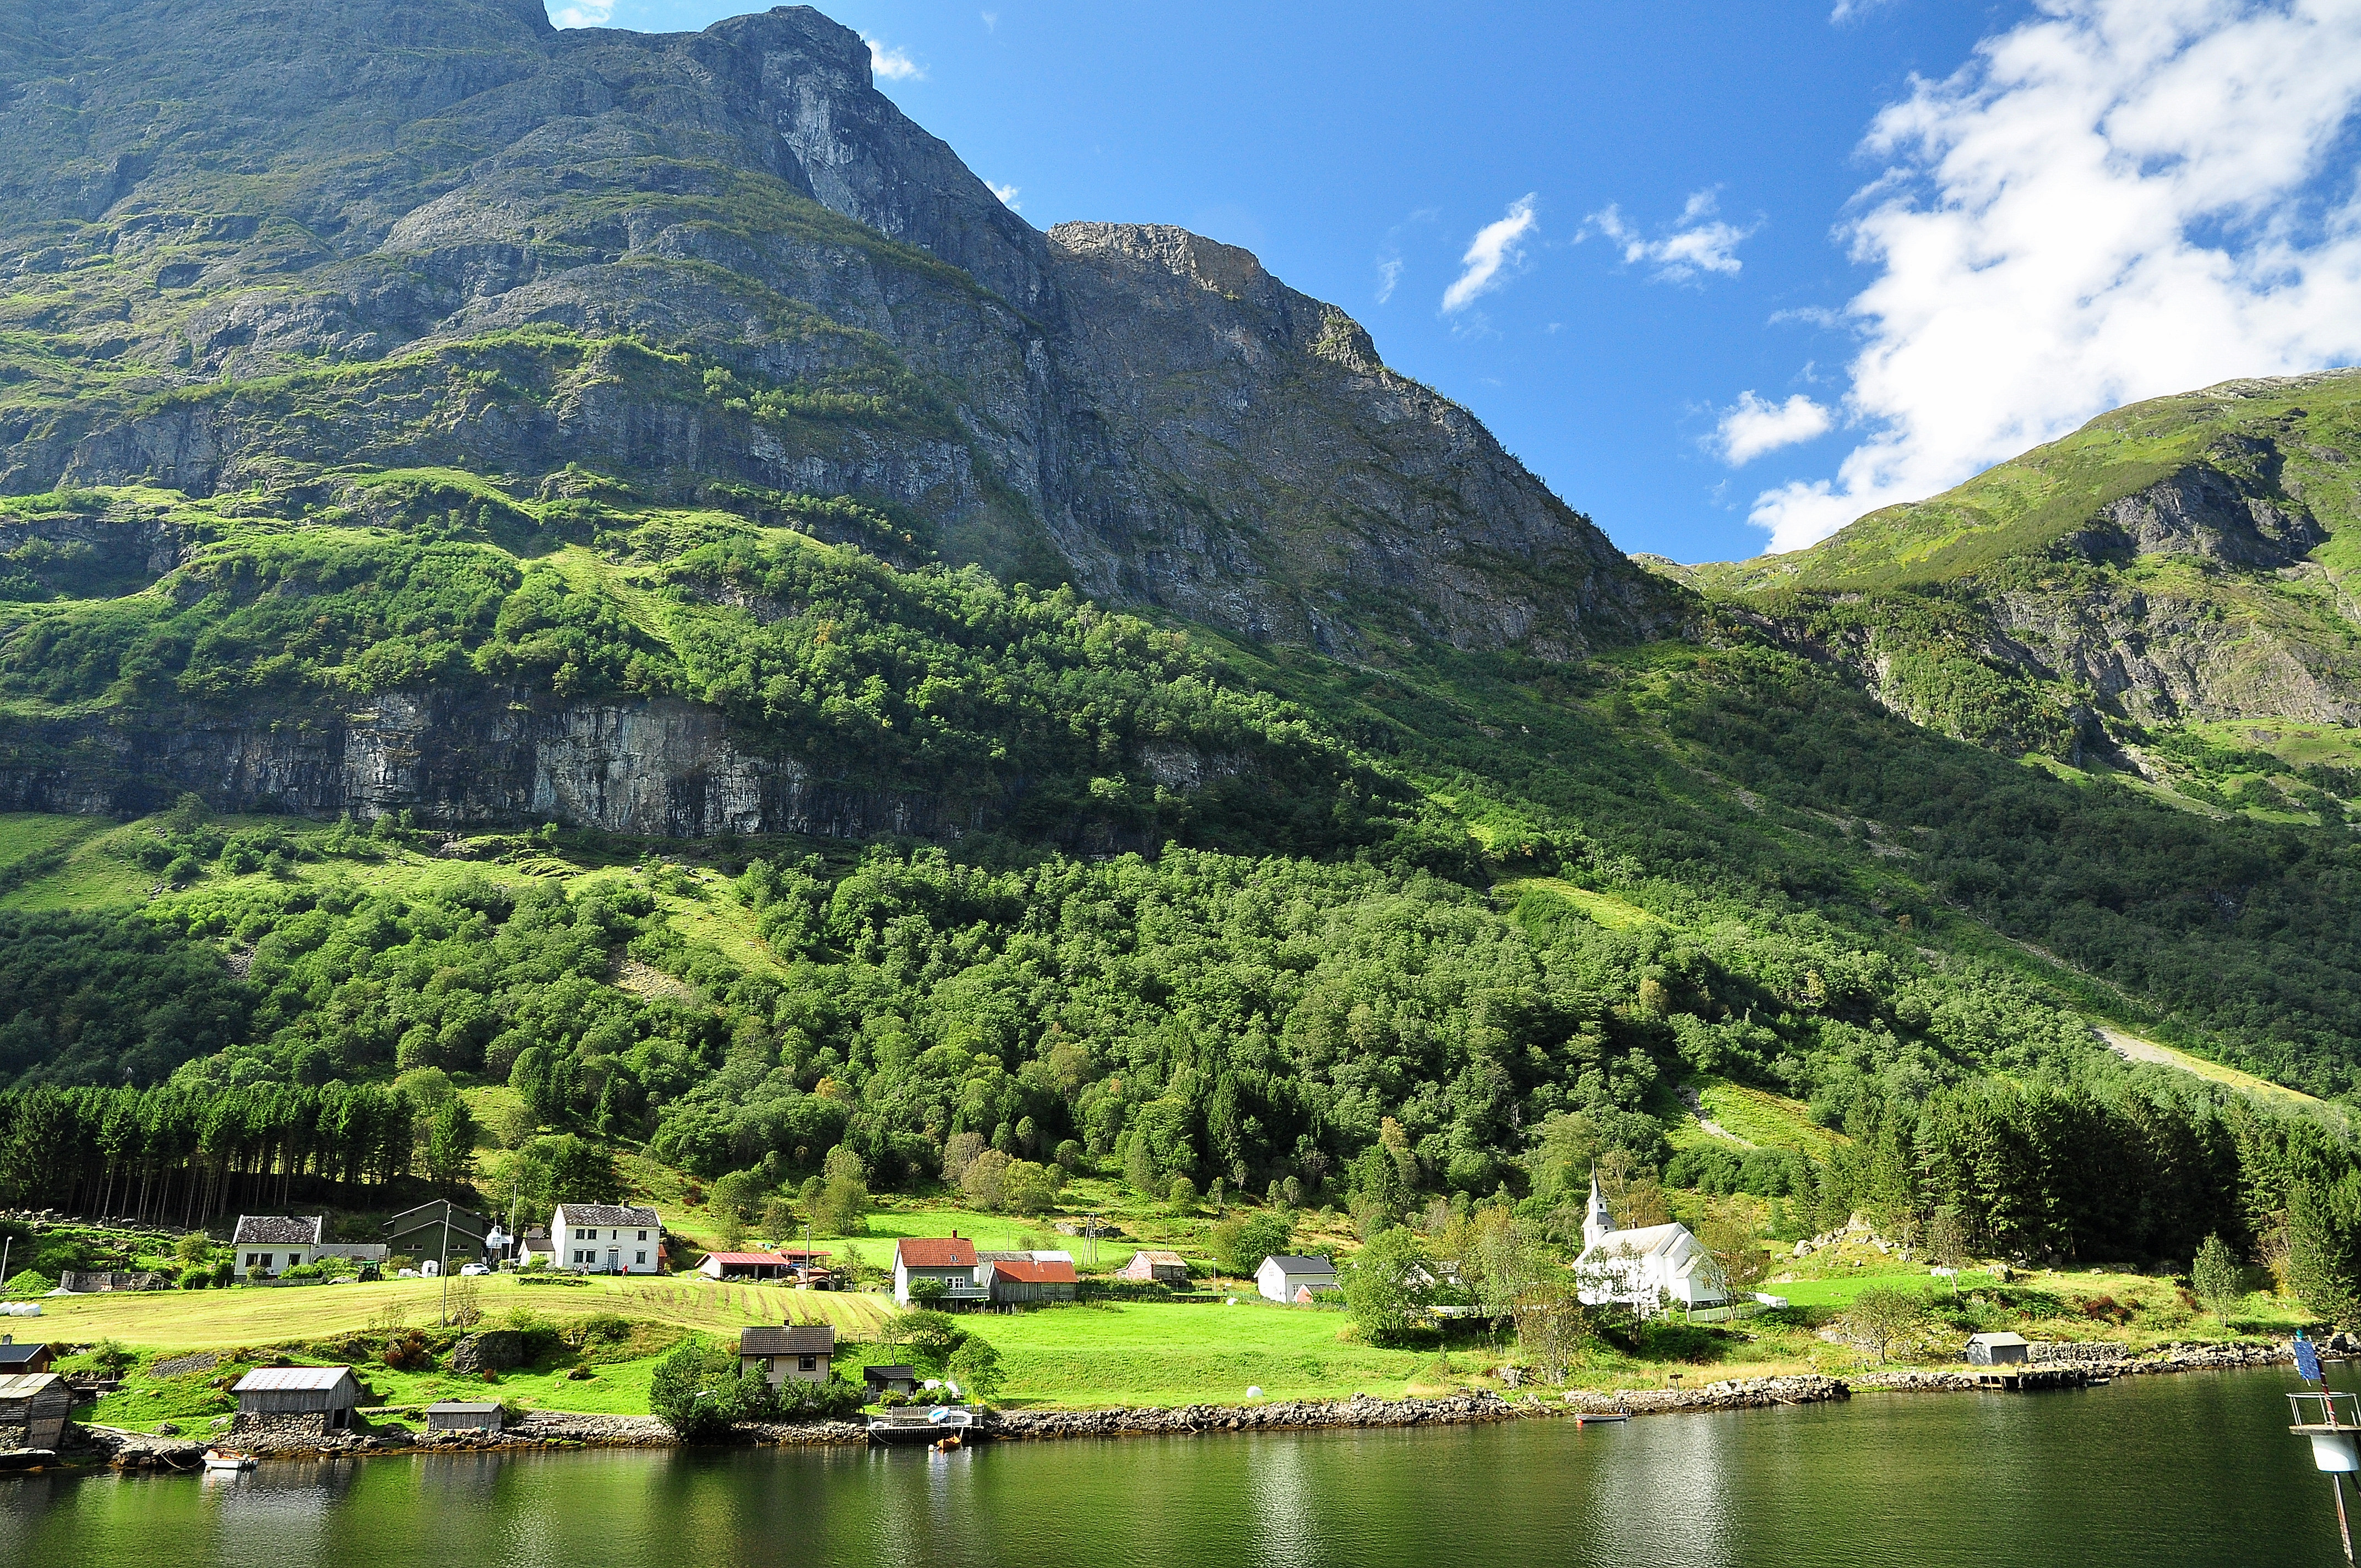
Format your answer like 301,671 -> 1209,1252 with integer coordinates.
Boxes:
1115,1250 -> 1190,1286
982,1256 -> 1078,1305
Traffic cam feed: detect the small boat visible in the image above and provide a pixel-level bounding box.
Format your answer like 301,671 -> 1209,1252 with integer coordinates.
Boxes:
868,1407 -> 975,1447
1574,1411 -> 1631,1425
202,1449 -> 257,1472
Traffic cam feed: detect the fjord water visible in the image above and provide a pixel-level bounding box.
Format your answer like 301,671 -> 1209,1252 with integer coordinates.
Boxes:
5,1366 -> 2351,1568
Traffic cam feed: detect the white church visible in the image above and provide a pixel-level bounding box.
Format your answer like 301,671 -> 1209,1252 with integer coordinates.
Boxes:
1572,1172 -> 1729,1319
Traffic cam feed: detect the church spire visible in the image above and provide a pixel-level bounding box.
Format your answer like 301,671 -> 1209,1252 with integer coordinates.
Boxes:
1584,1167 -> 1613,1251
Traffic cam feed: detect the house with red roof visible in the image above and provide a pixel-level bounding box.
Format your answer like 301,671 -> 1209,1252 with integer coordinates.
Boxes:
891,1235 -> 983,1305
698,1248 -> 831,1283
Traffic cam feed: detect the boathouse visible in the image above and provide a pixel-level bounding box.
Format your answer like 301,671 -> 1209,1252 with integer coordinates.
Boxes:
0,1371 -> 70,1451
1966,1332 -> 2030,1366
232,1366 -> 362,1433
426,1401 -> 505,1433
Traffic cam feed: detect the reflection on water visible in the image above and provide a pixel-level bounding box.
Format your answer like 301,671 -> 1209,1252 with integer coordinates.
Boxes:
4,1364 -> 2352,1568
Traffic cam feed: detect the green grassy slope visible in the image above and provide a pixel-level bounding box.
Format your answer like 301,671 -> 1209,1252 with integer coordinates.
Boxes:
1688,370 -> 2361,594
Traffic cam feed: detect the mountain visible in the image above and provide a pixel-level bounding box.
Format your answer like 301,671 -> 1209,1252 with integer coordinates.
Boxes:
1660,371 -> 2361,813
0,0 -> 1666,648
7,1 -> 2361,1278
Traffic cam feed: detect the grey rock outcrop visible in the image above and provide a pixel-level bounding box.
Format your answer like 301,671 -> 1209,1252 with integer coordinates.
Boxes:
0,684 -> 1211,840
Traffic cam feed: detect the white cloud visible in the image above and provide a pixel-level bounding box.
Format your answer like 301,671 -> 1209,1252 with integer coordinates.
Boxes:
1713,392 -> 1836,465
1830,0 -> 1896,22
1582,189 -> 1755,282
981,10 -> 999,30
1375,255 -> 1403,304
987,182 -> 1021,211
548,0 -> 612,26
864,35 -> 927,81
1751,0 -> 2361,554
1441,194 -> 1539,313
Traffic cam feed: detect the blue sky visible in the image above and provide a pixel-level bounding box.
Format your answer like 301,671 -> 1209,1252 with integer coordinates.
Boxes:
559,2 -> 2361,563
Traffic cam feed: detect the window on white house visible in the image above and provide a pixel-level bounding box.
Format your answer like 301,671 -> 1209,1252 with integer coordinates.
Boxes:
637,1229 -> 648,1240
799,1356 -> 816,1372
635,1251 -> 646,1264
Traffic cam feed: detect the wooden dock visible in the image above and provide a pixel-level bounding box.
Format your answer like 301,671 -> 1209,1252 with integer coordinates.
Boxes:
1971,1367 -> 2089,1391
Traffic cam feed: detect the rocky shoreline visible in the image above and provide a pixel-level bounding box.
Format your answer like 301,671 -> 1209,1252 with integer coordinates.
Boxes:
64,1339 -> 2300,1469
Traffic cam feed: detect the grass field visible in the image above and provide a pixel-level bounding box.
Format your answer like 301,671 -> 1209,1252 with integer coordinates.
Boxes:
35,1271 -> 894,1353
1684,1076 -> 1848,1157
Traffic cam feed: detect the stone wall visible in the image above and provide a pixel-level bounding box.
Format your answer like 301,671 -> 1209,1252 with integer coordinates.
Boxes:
1564,1375 -> 1851,1415
2029,1340 -> 2126,1364
231,1410 -> 339,1442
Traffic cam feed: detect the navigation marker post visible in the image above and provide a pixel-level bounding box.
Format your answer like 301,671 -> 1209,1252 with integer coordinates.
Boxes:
2289,1331 -> 2358,1566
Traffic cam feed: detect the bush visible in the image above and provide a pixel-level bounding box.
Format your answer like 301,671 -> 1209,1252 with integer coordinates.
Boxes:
177,1268 -> 212,1291
649,1341 -> 779,1440
1,1270 -> 55,1299
777,1371 -> 865,1421
946,1338 -> 1004,1402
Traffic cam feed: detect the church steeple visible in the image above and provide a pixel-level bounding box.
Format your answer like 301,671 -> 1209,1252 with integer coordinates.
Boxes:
1584,1168 -> 1613,1250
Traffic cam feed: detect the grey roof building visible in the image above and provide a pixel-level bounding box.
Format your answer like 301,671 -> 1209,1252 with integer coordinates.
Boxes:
740,1323 -> 836,1387
232,1216 -> 324,1246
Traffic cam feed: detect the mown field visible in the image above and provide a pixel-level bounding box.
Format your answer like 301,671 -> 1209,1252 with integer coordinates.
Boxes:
39,1270 -> 891,1352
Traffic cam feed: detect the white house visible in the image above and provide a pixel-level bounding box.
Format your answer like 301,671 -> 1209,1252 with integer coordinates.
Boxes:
551,1203 -> 663,1275
232,1215 -> 324,1280
1256,1254 -> 1338,1303
891,1236 -> 983,1305
1571,1173 -> 1727,1318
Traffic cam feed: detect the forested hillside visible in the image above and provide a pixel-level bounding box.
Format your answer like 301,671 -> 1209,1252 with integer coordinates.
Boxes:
3,0 -> 2361,1314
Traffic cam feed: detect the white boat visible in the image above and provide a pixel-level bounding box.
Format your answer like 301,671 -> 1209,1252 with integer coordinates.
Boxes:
202,1449 -> 257,1472
1574,1410 -> 1631,1425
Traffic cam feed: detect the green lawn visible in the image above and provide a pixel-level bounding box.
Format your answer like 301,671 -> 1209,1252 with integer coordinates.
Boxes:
1770,1271 -> 2004,1306
962,1298 -> 1434,1408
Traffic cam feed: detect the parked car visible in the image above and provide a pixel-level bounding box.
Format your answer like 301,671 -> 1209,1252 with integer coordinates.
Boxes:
459,1263 -> 490,1277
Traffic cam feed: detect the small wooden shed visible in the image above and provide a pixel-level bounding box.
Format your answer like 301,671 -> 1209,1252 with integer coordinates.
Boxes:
0,1372 -> 70,1451
1116,1249 -> 1191,1286
426,1401 -> 506,1433
1966,1332 -> 2030,1366
864,1364 -> 919,1399
0,1336 -> 56,1375
232,1366 -> 362,1428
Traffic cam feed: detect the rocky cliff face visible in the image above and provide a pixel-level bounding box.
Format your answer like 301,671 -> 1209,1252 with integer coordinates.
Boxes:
1696,375 -> 2361,749
0,0 -> 1670,661
0,685 -> 1097,841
